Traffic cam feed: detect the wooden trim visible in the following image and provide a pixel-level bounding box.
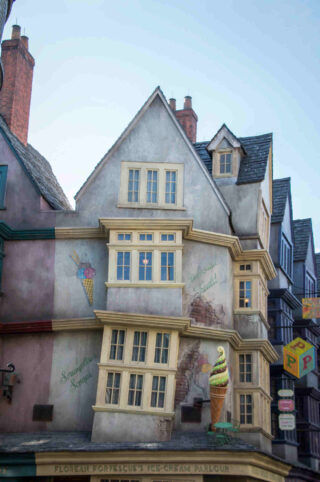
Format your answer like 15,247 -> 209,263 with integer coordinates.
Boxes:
52,318 -> 100,331
94,310 -> 190,332
0,221 -> 55,240
0,320 -> 52,334
106,282 -> 185,289
55,227 -> 104,239
92,405 -> 175,417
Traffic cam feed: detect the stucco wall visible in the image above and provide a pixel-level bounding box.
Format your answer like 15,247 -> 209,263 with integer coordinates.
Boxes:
0,239 -> 55,322
0,333 -> 54,432
56,95 -> 230,235
182,241 -> 233,329
218,183 -> 260,237
48,330 -> 102,431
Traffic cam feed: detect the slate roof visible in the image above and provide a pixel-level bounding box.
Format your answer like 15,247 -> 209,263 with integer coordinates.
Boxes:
0,430 -> 269,454
293,218 -> 313,262
271,177 -> 291,223
194,133 -> 272,184
0,115 -> 71,210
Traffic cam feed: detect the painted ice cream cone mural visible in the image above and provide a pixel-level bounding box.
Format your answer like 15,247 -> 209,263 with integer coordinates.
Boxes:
209,346 -> 229,431
71,250 -> 96,305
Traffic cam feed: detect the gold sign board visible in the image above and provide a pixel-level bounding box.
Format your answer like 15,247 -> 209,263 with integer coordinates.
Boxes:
302,298 -> 320,319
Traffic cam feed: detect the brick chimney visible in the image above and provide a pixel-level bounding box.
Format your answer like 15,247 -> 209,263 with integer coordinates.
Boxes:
174,96 -> 198,143
0,25 -> 35,145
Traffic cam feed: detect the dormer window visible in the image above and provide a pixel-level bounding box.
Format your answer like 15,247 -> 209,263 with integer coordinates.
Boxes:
220,153 -> 232,174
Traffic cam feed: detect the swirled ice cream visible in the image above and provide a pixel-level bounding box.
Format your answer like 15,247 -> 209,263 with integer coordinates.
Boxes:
209,346 -> 229,387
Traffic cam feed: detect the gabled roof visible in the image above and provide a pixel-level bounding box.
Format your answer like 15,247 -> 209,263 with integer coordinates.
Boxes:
293,218 -> 314,262
194,132 -> 272,185
271,177 -> 291,223
0,116 -> 71,210
75,87 -> 230,215
206,123 -> 244,152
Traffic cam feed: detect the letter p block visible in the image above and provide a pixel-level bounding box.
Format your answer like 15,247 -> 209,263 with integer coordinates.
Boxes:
284,337 -> 315,378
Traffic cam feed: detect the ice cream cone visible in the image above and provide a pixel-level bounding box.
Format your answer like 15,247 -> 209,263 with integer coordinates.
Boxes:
210,385 -> 228,431
82,278 -> 93,305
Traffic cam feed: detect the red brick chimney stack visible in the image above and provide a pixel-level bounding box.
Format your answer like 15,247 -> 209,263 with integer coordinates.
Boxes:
0,25 -> 35,145
174,96 -> 198,143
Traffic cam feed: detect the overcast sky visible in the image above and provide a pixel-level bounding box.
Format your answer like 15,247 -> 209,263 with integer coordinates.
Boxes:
4,0 -> 320,249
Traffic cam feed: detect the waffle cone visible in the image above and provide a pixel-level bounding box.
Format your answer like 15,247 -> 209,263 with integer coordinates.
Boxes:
210,385 -> 228,431
82,278 -> 93,305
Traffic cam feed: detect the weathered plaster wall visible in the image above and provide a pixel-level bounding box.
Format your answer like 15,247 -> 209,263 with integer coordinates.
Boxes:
56,96 -> 230,234
0,135 -> 56,228
174,338 -> 232,432
218,183 -> 260,237
47,331 -> 101,431
0,240 -> 55,322
0,333 -> 54,432
53,239 -> 107,319
92,412 -> 172,443
106,287 -> 182,316
182,241 -> 233,329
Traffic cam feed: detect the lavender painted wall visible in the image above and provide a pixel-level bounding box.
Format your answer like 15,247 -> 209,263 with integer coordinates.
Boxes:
0,333 -> 54,432
0,135 -> 56,229
0,240 -> 55,322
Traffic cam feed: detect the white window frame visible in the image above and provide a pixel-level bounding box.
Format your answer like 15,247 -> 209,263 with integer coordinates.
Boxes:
107,230 -> 183,287
119,161 -> 184,210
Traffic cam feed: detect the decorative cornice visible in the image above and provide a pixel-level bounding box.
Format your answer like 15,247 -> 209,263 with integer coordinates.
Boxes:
99,218 -> 193,235
55,227 -> 104,239
269,289 -> 301,309
52,318 -> 100,331
185,228 -> 242,258
235,249 -> 276,280
94,310 -> 190,332
0,222 -> 55,240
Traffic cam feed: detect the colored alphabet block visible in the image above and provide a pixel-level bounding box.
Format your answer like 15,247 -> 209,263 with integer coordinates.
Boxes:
283,337 -> 315,378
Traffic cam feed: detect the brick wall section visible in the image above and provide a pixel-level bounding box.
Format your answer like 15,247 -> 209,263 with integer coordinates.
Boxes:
0,35 -> 35,145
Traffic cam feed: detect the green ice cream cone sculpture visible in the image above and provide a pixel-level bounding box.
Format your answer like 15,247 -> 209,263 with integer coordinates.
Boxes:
209,346 -> 229,431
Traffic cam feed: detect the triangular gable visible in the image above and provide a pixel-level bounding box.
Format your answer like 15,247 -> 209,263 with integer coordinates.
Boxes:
75,87 -> 230,215
206,123 -> 245,153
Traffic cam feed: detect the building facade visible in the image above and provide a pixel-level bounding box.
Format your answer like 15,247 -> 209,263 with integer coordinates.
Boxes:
0,24 -> 319,482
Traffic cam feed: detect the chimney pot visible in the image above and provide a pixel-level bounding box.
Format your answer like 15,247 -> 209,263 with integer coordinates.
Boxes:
184,96 -> 192,109
21,35 -> 29,50
169,98 -> 176,111
11,24 -> 21,40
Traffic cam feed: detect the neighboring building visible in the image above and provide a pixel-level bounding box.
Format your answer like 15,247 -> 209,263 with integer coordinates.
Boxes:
267,178 -> 300,463
292,219 -> 320,472
0,24 -> 319,482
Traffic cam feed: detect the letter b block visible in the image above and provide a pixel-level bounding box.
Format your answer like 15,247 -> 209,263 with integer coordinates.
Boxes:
284,337 -> 315,378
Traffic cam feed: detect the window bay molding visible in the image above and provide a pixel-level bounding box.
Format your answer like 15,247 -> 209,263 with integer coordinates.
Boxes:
118,161 -> 184,210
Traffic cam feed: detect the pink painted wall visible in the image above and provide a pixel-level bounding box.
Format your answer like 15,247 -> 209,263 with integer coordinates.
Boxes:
0,135 -> 56,229
0,240 -> 55,322
0,333 -> 54,431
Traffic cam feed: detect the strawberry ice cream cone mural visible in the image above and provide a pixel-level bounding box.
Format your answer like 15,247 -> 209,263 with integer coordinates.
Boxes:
209,346 -> 229,431
71,250 -> 96,305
